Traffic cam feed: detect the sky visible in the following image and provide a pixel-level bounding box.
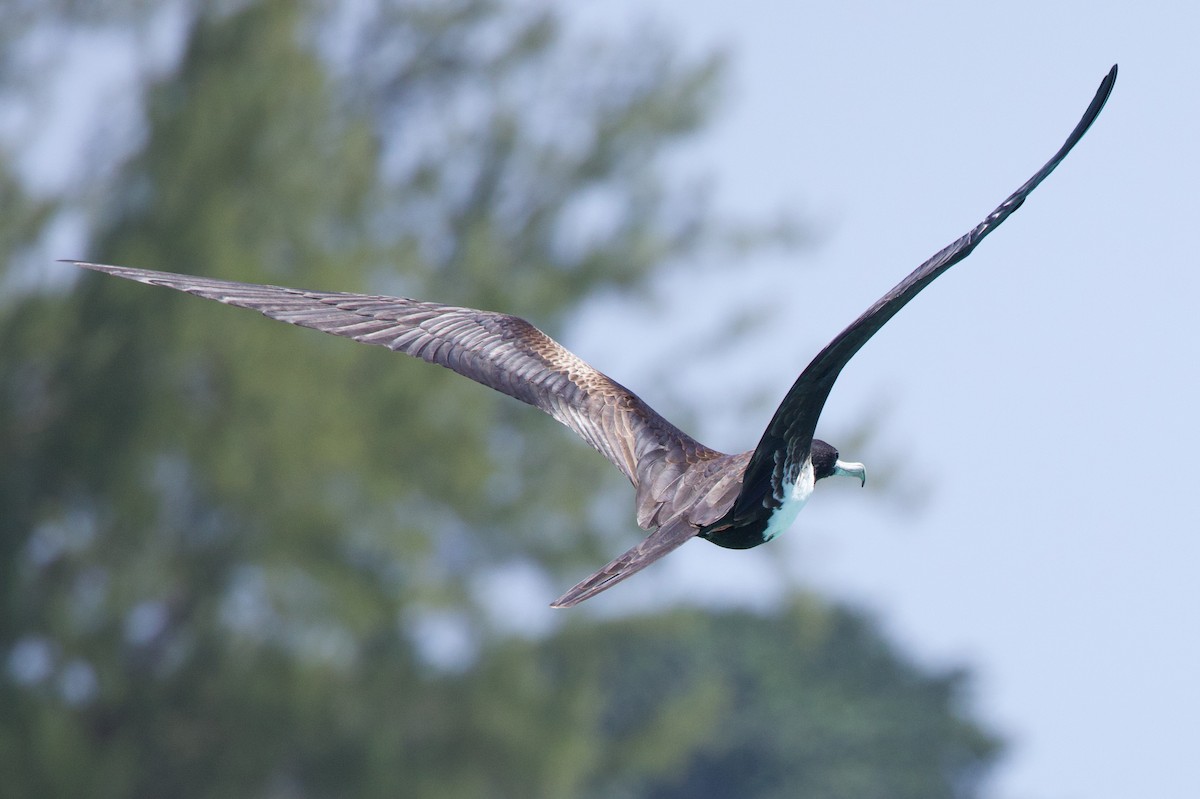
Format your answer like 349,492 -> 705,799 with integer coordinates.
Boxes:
563,2 -> 1200,798
20,2 -> 1197,797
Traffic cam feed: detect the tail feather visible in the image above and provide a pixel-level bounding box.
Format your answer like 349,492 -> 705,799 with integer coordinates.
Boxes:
551,517 -> 698,607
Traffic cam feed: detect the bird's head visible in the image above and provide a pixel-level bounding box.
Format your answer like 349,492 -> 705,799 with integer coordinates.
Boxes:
811,439 -> 866,486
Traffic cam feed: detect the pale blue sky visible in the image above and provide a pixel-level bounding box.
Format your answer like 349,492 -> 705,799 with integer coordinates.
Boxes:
566,2 -> 1200,798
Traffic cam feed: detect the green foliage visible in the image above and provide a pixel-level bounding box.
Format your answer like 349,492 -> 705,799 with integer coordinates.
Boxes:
0,1 -> 1000,796
0,598 -> 999,799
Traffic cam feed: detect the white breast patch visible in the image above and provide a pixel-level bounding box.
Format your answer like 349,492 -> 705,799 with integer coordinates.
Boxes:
761,457 -> 815,543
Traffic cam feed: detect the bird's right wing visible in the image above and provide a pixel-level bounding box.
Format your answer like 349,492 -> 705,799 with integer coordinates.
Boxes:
68,262 -> 718,491
731,65 -> 1118,520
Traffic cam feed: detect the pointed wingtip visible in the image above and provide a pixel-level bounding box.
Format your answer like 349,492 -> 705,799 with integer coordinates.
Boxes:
62,260 -> 119,275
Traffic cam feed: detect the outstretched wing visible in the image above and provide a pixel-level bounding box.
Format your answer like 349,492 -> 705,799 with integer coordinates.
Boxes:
67,262 -> 719,492
550,514 -> 699,607
732,64 -> 1118,519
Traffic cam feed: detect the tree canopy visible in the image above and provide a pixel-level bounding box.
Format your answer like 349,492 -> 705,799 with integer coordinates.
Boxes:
0,1 -> 1000,796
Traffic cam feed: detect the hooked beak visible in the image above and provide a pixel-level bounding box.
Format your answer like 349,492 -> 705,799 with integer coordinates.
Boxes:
833,459 -> 866,487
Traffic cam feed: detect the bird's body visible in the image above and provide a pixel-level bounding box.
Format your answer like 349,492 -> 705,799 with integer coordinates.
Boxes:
69,65 -> 1116,607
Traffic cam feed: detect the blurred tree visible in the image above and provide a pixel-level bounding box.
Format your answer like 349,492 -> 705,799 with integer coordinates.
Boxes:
537,600 -> 996,799
0,0 -> 1000,797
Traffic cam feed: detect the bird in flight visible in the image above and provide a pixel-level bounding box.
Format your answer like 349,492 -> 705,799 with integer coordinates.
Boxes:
69,65 -> 1116,608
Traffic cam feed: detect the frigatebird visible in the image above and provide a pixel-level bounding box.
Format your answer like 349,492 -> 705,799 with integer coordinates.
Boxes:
68,65 -> 1116,607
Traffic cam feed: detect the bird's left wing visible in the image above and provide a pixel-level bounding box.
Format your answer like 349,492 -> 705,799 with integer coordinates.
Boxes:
732,65 -> 1118,519
66,261 -> 718,490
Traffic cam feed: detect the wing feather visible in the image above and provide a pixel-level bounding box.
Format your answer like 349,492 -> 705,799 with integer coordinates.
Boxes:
732,65 -> 1118,519
67,261 -> 721,492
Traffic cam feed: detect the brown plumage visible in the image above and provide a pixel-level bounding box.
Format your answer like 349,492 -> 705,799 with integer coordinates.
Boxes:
68,65 -> 1116,607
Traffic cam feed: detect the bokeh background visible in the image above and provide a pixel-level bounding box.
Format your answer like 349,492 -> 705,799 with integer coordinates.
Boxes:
2,2 -> 1195,798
